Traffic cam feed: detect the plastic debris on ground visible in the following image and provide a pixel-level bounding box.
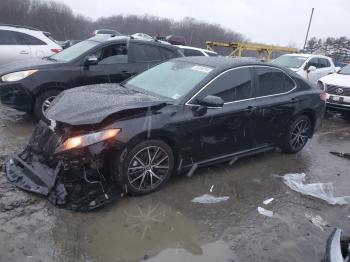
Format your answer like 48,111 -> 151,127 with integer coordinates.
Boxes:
282,173 -> 350,205
257,207 -> 274,217
263,198 -> 274,205
191,194 -> 229,204
305,213 -> 329,231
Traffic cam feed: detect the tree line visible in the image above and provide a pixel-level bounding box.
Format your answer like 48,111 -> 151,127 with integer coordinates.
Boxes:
305,36 -> 350,63
0,0 -> 245,48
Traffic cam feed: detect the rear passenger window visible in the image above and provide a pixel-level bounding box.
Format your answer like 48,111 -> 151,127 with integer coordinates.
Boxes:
197,68 -> 252,103
0,30 -> 24,45
159,47 -> 175,59
19,33 -> 46,45
133,44 -> 163,62
183,49 -> 204,57
256,67 -> 295,97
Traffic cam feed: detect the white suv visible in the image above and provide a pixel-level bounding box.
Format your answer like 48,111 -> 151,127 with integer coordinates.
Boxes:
272,53 -> 336,83
0,25 -> 62,65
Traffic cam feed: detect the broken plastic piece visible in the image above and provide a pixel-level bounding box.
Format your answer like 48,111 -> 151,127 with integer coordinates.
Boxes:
257,207 -> 274,217
305,213 -> 329,231
330,152 -> 350,160
282,173 -> 350,205
209,185 -> 214,193
263,198 -> 274,205
191,194 -> 229,204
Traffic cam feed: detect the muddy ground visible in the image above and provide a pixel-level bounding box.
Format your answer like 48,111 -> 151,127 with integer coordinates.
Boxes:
0,105 -> 350,262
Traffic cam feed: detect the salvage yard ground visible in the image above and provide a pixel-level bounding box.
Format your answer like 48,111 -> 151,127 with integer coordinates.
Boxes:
0,105 -> 350,262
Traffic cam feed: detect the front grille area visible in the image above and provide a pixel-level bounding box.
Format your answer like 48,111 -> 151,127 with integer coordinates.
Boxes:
326,84 -> 350,96
28,121 -> 61,156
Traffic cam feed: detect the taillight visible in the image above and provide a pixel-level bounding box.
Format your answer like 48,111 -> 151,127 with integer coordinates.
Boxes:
51,48 -> 61,53
320,92 -> 328,102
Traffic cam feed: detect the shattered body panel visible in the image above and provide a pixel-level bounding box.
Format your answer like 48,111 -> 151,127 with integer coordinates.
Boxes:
5,121 -> 122,211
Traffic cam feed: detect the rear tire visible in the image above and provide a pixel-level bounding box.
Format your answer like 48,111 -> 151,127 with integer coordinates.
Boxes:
33,89 -> 61,123
280,115 -> 312,153
118,140 -> 174,196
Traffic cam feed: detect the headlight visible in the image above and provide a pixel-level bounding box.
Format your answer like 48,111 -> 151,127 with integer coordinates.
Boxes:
1,70 -> 38,82
56,129 -> 120,153
317,81 -> 325,91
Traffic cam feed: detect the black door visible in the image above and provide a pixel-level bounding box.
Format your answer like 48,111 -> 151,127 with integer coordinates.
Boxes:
183,67 -> 258,162
79,42 -> 133,85
252,66 -> 298,145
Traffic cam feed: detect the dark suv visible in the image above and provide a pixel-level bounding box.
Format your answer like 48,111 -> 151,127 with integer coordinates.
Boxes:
0,35 -> 182,121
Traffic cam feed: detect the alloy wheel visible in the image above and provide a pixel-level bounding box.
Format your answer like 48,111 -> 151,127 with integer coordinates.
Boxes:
41,96 -> 56,115
290,119 -> 311,151
127,146 -> 170,191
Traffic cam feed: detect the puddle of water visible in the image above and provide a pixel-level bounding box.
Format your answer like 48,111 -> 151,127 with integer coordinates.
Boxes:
149,239 -> 236,262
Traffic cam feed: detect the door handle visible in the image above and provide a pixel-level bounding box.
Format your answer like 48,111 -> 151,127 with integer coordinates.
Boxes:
290,98 -> 299,104
122,70 -> 130,74
245,106 -> 258,114
20,50 -> 29,55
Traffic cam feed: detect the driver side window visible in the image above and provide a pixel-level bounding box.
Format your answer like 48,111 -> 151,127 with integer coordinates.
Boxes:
93,43 -> 128,64
307,58 -> 319,69
195,67 -> 253,103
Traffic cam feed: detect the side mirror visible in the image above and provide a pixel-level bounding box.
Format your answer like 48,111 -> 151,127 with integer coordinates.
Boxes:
198,95 -> 224,108
335,67 -> 341,73
307,65 -> 316,73
85,55 -> 98,66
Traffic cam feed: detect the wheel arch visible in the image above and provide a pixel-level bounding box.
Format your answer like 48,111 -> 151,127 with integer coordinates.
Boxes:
125,129 -> 183,170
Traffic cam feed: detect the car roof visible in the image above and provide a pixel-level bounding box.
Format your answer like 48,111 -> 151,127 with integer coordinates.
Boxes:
0,25 -> 44,33
173,56 -> 266,69
176,45 -> 217,54
88,35 -> 180,50
283,53 -> 331,59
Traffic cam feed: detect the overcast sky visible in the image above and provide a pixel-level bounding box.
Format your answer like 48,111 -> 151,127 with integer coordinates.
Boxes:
55,0 -> 349,48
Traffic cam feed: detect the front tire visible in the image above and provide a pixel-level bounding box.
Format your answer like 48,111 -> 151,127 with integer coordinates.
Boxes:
119,140 -> 174,195
280,115 -> 312,153
33,90 -> 61,123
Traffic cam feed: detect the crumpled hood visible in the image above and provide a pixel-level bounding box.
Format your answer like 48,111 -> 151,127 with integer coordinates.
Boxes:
0,58 -> 63,76
320,73 -> 350,87
46,84 -> 170,125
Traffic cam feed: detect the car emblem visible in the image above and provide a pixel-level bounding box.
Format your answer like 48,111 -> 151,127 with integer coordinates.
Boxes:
335,88 -> 344,94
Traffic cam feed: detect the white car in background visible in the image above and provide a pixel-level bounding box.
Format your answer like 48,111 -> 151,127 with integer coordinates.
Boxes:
0,25 -> 62,65
176,45 -> 218,57
318,64 -> 350,112
272,53 -> 336,83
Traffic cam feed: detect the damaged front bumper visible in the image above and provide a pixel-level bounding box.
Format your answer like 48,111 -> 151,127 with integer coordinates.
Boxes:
5,121 -> 121,211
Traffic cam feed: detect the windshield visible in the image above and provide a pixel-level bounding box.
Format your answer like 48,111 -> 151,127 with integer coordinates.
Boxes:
339,64 -> 350,75
272,55 -> 308,69
125,61 -> 213,99
50,40 -> 100,62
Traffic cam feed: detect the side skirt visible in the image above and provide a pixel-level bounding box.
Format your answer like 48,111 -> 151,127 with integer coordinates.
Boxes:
182,144 -> 276,171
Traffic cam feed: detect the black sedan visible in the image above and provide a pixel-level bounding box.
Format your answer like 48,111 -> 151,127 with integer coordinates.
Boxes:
5,57 -> 326,211
0,35 -> 182,121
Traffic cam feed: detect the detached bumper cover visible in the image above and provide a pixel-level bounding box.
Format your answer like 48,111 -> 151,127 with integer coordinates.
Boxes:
5,122 -> 120,211
6,154 -> 61,195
